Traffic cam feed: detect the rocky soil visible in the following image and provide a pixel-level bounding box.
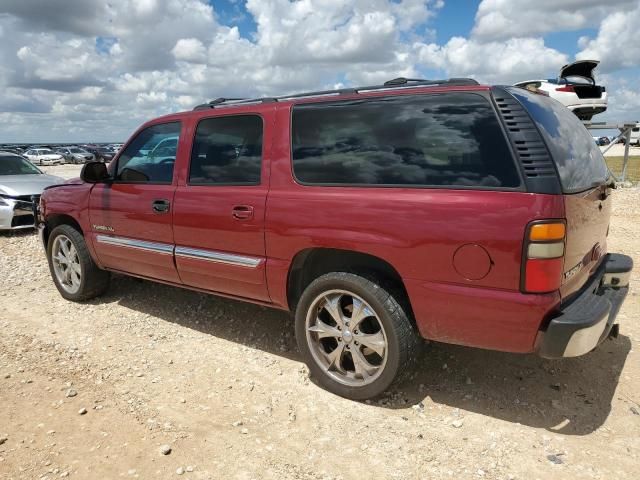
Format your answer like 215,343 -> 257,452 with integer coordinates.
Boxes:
1,170 -> 639,479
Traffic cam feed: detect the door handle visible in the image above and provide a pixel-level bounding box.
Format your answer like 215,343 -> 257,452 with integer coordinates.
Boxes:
232,205 -> 254,220
152,199 -> 171,213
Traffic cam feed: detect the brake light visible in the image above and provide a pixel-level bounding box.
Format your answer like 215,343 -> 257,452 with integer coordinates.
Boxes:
555,85 -> 575,93
522,221 -> 566,293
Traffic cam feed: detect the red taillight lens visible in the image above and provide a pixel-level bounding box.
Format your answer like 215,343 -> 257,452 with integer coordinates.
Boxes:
524,258 -> 564,293
555,85 -> 575,92
522,221 -> 566,293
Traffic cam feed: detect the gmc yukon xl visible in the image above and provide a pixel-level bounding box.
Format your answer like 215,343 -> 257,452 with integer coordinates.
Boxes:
37,78 -> 633,399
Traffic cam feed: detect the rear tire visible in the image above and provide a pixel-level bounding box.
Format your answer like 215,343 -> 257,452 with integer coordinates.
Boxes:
46,224 -> 110,301
295,272 -> 419,400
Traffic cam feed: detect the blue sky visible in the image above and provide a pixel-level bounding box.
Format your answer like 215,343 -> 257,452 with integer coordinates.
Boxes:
0,0 -> 638,142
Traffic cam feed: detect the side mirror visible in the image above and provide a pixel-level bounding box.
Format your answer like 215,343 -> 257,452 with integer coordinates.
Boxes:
81,161 -> 111,184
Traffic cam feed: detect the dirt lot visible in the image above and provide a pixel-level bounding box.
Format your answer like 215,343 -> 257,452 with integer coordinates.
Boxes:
1,168 -> 639,479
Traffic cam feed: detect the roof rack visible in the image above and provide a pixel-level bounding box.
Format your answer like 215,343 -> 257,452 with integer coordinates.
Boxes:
193,77 -> 479,110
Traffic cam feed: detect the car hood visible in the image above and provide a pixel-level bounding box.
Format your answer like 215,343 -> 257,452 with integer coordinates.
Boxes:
0,174 -> 65,196
560,60 -> 599,82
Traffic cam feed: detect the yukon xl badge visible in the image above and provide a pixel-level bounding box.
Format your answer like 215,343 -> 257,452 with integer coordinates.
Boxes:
92,224 -> 114,232
563,262 -> 581,281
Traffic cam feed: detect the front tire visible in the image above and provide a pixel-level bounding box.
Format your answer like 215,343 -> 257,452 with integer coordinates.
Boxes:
47,225 -> 110,301
295,272 -> 418,400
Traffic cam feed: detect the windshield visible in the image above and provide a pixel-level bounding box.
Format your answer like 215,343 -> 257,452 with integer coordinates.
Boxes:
38,149 -> 54,155
69,148 -> 85,153
0,155 -> 42,175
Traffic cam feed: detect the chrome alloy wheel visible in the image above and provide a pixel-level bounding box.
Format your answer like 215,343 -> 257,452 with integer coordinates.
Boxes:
51,235 -> 82,294
305,289 -> 388,387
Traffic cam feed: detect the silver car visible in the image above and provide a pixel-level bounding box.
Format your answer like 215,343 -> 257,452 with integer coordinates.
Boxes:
55,147 -> 95,164
0,152 -> 64,230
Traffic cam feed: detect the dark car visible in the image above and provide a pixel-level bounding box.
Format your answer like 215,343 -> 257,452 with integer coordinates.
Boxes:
37,78 -> 632,400
85,146 -> 115,163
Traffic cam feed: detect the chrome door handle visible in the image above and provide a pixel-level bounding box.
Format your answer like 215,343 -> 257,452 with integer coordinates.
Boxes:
232,205 -> 254,220
152,199 -> 170,213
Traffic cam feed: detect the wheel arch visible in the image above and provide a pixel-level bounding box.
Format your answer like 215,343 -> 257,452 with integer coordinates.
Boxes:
286,248 -> 413,319
43,214 -> 84,248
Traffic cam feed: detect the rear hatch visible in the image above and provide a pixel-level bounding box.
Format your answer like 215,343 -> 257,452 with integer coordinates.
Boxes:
508,87 -> 612,300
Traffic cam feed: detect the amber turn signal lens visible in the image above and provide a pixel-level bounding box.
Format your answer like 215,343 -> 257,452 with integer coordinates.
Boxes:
529,223 -> 565,241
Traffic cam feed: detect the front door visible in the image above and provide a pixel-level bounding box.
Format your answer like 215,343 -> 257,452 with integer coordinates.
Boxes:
172,113 -> 271,301
88,121 -> 183,283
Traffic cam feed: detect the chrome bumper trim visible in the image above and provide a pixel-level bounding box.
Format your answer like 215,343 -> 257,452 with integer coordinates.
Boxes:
602,271 -> 631,288
562,312 -> 609,357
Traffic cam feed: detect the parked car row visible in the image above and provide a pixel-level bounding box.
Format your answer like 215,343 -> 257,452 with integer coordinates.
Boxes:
0,143 -> 123,165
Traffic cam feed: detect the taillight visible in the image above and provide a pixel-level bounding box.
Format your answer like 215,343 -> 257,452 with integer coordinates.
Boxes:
522,220 -> 566,293
555,85 -> 575,93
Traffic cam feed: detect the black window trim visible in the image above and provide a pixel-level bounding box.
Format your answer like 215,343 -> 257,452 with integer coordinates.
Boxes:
112,120 -> 182,186
288,91 -> 526,192
187,112 -> 265,187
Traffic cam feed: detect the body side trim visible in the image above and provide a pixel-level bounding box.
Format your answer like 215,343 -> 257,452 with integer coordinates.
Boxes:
95,234 -> 174,255
174,246 -> 262,268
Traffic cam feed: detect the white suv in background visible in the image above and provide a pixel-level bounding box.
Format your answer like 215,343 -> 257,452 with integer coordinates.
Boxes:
514,60 -> 607,121
23,148 -> 64,166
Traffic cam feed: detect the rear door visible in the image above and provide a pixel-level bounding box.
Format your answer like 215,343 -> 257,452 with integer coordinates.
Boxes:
172,112 -> 271,302
509,87 -> 611,299
88,121 -> 183,283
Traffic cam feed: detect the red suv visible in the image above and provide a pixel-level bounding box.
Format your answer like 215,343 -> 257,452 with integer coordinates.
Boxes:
38,78 -> 632,400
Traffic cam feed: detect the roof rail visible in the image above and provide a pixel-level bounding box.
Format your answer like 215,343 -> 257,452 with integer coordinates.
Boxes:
193,97 -> 276,111
193,77 -> 479,110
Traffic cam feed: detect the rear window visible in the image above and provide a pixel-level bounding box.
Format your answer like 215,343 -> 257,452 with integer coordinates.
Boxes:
508,87 -> 609,193
291,93 -> 521,188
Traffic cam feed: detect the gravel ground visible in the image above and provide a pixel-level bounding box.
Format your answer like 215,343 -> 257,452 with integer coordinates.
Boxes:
1,174 -> 639,479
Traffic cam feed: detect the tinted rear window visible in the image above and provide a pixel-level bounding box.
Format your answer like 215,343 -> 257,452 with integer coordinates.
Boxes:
291,93 -> 521,188
508,87 -> 609,193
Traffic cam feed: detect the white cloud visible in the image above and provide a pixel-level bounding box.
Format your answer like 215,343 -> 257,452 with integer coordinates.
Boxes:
0,0 -> 638,142
472,0 -> 637,40
577,4 -> 640,72
415,37 -> 568,84
172,38 -> 207,63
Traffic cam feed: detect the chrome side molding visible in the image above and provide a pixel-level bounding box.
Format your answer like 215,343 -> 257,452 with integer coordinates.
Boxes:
175,246 -> 262,268
94,234 -> 262,268
95,234 -> 174,255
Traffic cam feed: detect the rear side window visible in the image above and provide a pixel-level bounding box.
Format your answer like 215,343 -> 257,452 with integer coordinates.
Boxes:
189,115 -> 262,185
508,87 -> 609,193
291,93 -> 521,188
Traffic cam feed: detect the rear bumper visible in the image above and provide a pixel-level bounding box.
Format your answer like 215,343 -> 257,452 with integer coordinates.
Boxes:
537,253 -> 632,358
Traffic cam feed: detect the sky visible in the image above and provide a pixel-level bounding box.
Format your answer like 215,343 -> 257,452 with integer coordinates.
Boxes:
0,0 -> 639,142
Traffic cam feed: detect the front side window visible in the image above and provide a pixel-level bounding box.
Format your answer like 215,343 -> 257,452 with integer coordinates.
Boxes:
291,93 -> 521,188
116,122 -> 181,184
189,115 -> 263,185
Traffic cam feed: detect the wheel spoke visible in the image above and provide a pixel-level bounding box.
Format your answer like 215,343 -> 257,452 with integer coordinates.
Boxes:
351,346 -> 376,380
308,319 -> 341,339
322,295 -> 344,328
325,343 -> 346,372
54,254 -> 68,265
59,239 -> 70,257
70,262 -> 81,275
350,297 -> 374,330
355,331 -> 386,357
71,271 -> 81,287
